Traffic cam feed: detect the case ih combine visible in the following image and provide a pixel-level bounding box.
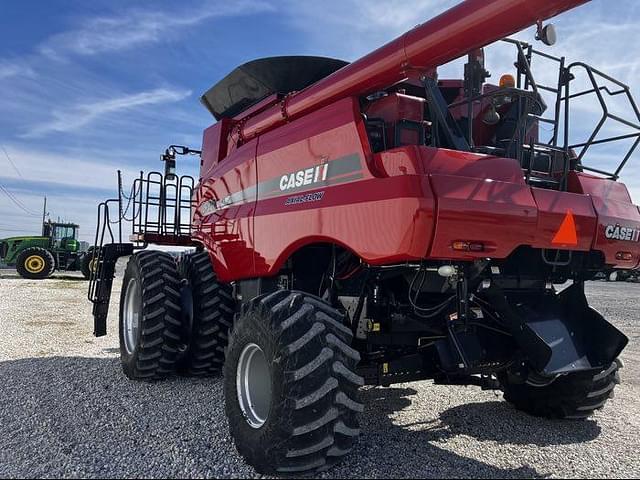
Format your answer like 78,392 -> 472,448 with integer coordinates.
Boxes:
88,0 -> 639,474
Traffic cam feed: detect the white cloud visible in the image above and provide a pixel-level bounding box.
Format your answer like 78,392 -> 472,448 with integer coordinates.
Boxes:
23,87 -> 192,138
38,0 -> 274,59
0,145 -> 200,242
281,0 -> 456,59
0,145 -> 141,190
0,60 -> 35,80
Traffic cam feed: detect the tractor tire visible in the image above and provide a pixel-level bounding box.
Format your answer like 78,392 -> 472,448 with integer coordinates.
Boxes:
118,250 -> 183,380
501,359 -> 622,420
80,251 -> 97,279
224,290 -> 363,475
15,247 -> 55,279
177,251 -> 234,376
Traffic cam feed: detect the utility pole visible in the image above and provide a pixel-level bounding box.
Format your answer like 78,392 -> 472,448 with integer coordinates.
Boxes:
41,196 -> 47,235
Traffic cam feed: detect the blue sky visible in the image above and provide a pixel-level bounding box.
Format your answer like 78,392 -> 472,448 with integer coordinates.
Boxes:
1,0 -> 639,242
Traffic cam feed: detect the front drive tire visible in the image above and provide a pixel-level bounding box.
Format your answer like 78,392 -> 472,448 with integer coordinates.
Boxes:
224,290 -> 364,475
119,251 -> 183,380
501,359 -> 622,420
16,247 -> 55,279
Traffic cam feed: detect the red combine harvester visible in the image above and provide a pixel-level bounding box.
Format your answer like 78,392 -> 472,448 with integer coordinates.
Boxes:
89,0 -> 639,474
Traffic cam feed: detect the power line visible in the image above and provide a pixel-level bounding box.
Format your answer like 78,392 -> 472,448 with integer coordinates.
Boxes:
0,183 -> 41,217
0,146 -> 40,217
0,145 -> 24,179
0,184 -> 36,214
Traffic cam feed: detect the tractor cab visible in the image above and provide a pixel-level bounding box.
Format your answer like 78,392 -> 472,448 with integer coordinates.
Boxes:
44,222 -> 80,252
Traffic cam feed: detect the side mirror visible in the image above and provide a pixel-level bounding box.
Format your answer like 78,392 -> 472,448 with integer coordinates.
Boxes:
536,23 -> 557,46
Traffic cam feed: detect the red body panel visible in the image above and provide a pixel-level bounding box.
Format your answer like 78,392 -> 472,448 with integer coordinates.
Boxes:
530,188 -> 597,252
569,172 -> 640,267
194,95 -> 640,282
193,141 -> 258,281
428,174 -> 538,259
252,98 -> 434,275
190,0 -> 640,282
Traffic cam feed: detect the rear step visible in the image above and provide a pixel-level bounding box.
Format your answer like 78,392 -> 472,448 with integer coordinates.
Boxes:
88,243 -> 134,337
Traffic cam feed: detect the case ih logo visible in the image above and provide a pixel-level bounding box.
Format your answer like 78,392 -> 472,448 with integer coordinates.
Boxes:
279,164 -> 328,191
605,224 -> 640,242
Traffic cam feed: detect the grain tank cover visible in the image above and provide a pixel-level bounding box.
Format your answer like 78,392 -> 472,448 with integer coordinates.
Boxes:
201,56 -> 349,120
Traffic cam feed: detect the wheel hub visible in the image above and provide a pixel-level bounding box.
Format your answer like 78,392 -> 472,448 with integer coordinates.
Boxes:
236,343 -> 272,428
123,278 -> 141,354
25,255 -> 45,274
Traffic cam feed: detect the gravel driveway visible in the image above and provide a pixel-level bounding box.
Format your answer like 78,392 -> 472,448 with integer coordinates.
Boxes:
0,264 -> 639,478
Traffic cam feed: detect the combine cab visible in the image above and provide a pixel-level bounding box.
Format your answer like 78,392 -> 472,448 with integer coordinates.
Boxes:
89,0 -> 638,474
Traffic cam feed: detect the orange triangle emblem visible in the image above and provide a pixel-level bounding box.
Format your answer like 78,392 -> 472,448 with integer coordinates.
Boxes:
552,210 -> 578,246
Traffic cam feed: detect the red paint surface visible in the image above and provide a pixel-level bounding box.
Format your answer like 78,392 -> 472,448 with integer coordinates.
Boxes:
190,0 -> 640,281
569,172 -> 640,267
194,100 -> 640,281
193,140 -> 257,281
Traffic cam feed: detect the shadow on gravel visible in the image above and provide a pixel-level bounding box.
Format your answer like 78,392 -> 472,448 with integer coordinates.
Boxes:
331,386 -> 601,479
439,400 -> 601,446
0,272 -> 86,281
51,275 -> 88,282
363,385 -> 601,448
0,357 -> 601,479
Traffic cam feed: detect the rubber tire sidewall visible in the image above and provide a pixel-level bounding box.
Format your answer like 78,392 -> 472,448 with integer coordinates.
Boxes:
224,291 -> 363,475
225,309 -> 286,456
15,248 -> 55,279
80,252 -> 93,279
119,259 -> 145,377
500,361 -> 619,419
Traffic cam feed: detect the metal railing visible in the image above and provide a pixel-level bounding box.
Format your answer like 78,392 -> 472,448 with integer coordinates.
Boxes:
453,39 -> 640,189
88,170 -> 196,310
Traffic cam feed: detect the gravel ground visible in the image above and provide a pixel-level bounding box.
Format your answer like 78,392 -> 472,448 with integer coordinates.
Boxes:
0,264 -> 639,478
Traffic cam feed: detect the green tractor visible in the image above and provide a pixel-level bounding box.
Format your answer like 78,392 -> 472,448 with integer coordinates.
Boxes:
0,221 -> 94,280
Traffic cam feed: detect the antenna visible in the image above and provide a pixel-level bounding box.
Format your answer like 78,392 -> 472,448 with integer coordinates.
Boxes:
41,196 -> 47,236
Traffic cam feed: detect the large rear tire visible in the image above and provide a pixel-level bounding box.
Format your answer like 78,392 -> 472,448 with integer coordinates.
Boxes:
224,290 -> 363,475
500,360 -> 622,419
15,247 -> 55,279
118,251 -> 183,380
177,251 -> 234,376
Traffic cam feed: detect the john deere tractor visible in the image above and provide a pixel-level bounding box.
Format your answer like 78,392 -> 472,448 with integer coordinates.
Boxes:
0,221 -> 93,279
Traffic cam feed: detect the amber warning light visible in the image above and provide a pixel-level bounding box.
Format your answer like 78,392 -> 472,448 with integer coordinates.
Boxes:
452,241 -> 484,252
499,74 -> 516,88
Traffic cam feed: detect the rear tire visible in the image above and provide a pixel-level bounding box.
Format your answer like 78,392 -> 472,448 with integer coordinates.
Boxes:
224,290 -> 363,475
80,250 -> 98,279
177,251 -> 234,376
15,247 -> 55,279
118,251 -> 183,380
501,359 -> 622,419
